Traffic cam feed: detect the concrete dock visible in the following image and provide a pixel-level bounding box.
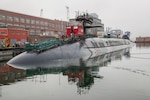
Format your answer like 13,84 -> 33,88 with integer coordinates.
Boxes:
0,47 -> 25,61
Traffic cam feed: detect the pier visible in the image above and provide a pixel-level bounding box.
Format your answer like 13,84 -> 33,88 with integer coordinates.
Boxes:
0,47 -> 24,61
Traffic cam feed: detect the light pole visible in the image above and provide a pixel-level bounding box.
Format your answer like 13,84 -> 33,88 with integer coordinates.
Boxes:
66,6 -> 69,21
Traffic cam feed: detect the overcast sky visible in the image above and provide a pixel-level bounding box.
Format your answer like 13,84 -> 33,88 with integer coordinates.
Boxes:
0,0 -> 150,40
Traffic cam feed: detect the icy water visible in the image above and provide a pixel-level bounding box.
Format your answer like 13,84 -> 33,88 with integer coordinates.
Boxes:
0,43 -> 150,100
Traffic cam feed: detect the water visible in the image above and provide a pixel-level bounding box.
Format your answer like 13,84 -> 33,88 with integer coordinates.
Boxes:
0,43 -> 150,100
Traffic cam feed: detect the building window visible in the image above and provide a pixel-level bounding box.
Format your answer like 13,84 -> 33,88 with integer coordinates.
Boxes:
36,20 -> 39,25
0,22 -> 6,26
30,30 -> 35,32
45,27 -> 48,30
16,32 -> 20,35
11,32 -> 15,35
22,32 -> 25,35
21,39 -> 26,44
41,26 -> 44,30
20,24 -> 25,27
26,19 -> 30,24
7,23 -> 13,26
31,26 -> 35,28
14,24 -> 19,26
36,30 -> 40,35
7,16 -> 13,22
63,24 -> 66,31
55,24 -> 58,28
29,30 -> 35,35
0,14 -> 6,20
25,25 -> 30,29
10,39 -> 17,45
44,22 -> 48,26
31,20 -> 35,24
40,21 -> 44,25
14,17 -> 19,22
20,18 -> 25,23
0,32 -> 5,35
50,31 -> 54,36
36,26 -> 40,29
49,23 -> 52,27
52,23 -> 54,27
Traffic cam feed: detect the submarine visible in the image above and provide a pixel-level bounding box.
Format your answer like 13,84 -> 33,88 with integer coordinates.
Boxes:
7,38 -> 133,69
7,13 -> 134,69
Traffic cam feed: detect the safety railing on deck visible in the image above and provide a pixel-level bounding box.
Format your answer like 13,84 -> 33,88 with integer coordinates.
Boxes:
25,38 -> 62,52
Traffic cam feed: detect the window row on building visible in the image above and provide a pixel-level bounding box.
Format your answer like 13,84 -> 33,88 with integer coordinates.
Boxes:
0,9 -> 68,37
0,14 -> 66,28
0,14 -> 66,30
0,31 -> 26,35
0,22 -> 66,30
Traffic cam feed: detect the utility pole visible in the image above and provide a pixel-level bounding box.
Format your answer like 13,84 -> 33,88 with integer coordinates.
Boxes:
66,6 -> 69,21
40,9 -> 43,17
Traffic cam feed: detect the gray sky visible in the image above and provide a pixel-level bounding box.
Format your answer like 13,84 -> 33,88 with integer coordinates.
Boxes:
0,0 -> 150,40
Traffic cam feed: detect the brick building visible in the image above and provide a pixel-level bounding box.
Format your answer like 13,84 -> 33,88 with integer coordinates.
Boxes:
0,9 -> 68,43
0,26 -> 28,47
136,37 -> 150,43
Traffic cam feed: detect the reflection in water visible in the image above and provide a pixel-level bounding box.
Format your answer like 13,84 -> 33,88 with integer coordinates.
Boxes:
136,43 -> 150,48
130,43 -> 150,60
0,63 -> 26,85
114,67 -> 150,77
0,48 -> 130,94
27,66 -> 103,95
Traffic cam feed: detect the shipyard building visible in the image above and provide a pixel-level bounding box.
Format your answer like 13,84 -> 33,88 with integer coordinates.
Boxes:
0,9 -> 68,47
